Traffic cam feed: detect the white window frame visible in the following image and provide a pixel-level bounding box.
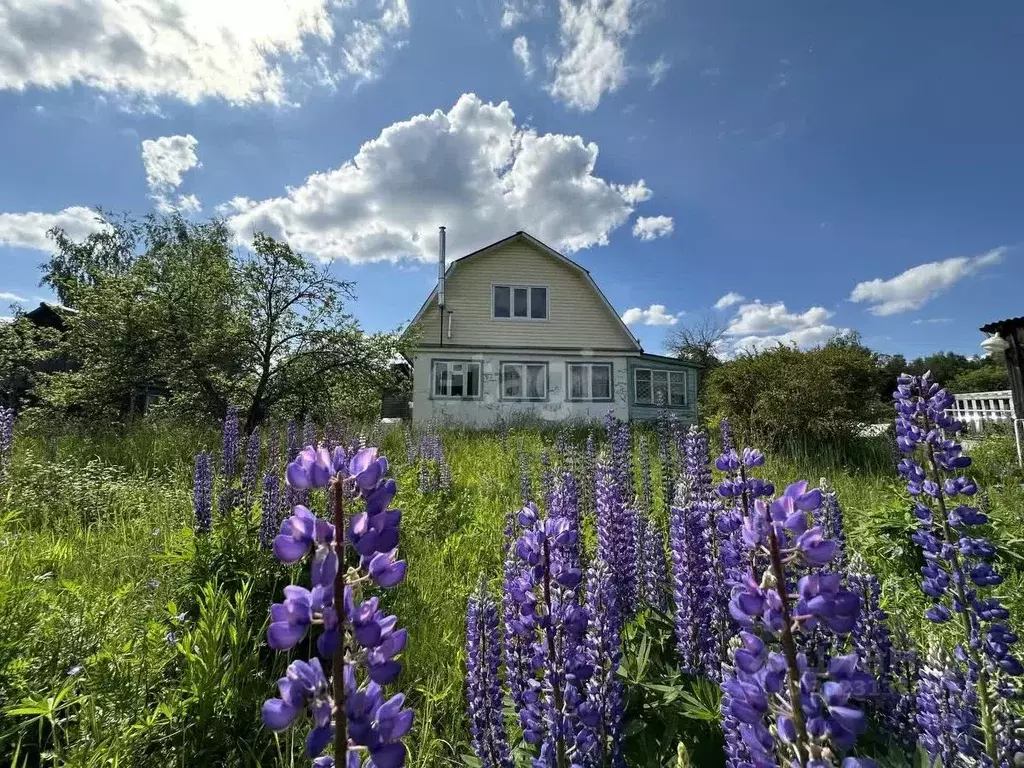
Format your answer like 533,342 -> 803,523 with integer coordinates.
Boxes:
633,367 -> 688,407
491,284 -> 549,321
567,362 -> 614,402
500,362 -> 548,401
431,359 -> 482,399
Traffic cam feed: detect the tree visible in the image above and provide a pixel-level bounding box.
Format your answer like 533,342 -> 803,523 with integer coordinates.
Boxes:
0,315 -> 60,409
945,361 -> 1009,394
42,210 -> 139,307
665,314 -> 725,393
702,336 -> 881,448
40,213 -> 399,427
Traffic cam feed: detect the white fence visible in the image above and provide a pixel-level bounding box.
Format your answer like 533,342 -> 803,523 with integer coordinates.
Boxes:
947,390 -> 1022,467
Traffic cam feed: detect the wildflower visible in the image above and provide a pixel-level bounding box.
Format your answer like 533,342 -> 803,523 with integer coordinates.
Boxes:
465,579 -> 513,768
0,407 -> 14,479
193,451 -> 213,533
221,406 -> 239,478
580,557 -> 625,765
595,463 -> 638,620
263,443 -> 411,767
241,427 -> 261,499
895,371 -> 1023,762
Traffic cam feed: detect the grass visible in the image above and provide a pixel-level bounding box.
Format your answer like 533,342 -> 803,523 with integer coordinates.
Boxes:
0,417 -> 1022,766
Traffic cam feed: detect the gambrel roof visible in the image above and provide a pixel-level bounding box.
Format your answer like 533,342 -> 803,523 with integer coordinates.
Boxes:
406,230 -> 641,350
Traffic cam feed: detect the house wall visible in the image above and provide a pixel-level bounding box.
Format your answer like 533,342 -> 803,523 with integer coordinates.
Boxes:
411,239 -> 639,352
412,350 -> 630,427
626,357 -> 699,424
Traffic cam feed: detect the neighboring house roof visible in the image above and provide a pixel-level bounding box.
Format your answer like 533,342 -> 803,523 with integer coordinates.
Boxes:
980,316 -> 1024,335
635,352 -> 701,370
405,230 -> 641,351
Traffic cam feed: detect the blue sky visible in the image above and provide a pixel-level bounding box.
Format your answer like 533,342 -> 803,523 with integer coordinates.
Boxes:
1,0 -> 1021,360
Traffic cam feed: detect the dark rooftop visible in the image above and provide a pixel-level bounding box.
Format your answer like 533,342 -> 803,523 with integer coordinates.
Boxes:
980,316 -> 1024,334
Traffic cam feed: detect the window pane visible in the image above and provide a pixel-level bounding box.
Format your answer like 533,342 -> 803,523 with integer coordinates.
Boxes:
592,365 -> 611,399
434,363 -> 447,396
635,369 -> 652,403
451,371 -> 464,397
467,364 -> 480,397
527,365 -> 545,399
504,365 -> 523,398
653,370 -> 669,407
513,287 -> 528,317
570,365 -> 586,399
669,372 -> 686,405
494,286 -> 510,317
530,287 -> 547,318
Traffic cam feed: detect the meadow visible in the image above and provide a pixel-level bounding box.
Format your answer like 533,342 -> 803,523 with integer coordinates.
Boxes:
1,411 -> 1022,767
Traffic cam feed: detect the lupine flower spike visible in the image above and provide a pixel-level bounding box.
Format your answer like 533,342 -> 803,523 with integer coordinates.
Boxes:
263,444 -> 412,767
894,371 -> 1022,763
466,578 -> 514,768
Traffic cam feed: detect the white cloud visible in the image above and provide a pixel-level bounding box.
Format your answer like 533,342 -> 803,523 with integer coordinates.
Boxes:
0,206 -> 108,251
719,299 -> 845,356
513,36 -> 534,77
0,0 -> 407,106
621,303 -> 682,326
849,247 -> 1006,316
142,135 -> 200,191
632,215 -> 673,241
0,291 -> 27,303
727,300 -> 833,336
549,0 -> 635,111
714,291 -> 745,310
501,0 -> 545,28
340,0 -> 410,83
647,55 -> 669,87
224,92 -> 652,263
912,317 -> 953,325
155,193 -> 203,215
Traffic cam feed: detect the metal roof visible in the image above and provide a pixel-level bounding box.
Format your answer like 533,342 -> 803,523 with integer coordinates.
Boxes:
980,316 -> 1024,334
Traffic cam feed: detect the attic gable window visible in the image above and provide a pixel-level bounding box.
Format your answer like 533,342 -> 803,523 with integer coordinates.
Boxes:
493,285 -> 547,320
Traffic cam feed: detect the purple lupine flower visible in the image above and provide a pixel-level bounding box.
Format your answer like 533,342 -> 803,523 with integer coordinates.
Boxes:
303,416 -> 317,449
506,504 -> 592,765
638,436 -> 653,516
193,451 -> 214,533
221,406 -> 239,478
466,579 -> 514,768
595,462 -> 638,621
286,419 -> 299,462
604,412 -> 633,505
550,470 -> 581,570
657,412 -> 677,519
916,647 -> 980,765
0,407 -> 14,478
501,543 -> 529,714
241,427 -> 261,501
260,472 -> 281,549
720,417 -> 735,457
264,443 -> 411,767
816,480 -> 848,570
895,371 -> 1023,762
848,556 -> 892,701
582,433 -> 596,517
637,514 -> 668,611
888,624 -> 922,755
579,557 -> 625,766
710,462 -> 876,767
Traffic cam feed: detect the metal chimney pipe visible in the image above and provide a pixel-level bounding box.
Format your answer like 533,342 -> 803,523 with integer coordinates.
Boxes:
437,226 -> 446,308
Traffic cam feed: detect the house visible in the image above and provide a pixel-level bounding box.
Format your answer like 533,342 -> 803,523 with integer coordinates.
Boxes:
979,315 -> 1024,420
404,229 -> 699,427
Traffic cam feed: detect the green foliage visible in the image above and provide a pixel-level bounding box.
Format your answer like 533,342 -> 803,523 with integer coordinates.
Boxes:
703,333 -> 883,448
37,212 -> 401,428
1,420 -> 1022,766
0,316 -> 61,409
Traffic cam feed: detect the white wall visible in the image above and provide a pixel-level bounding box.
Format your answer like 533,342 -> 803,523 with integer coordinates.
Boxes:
412,351 -> 630,427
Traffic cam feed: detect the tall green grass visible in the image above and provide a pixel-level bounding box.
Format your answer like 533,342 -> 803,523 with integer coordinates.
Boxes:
0,419 -> 1021,766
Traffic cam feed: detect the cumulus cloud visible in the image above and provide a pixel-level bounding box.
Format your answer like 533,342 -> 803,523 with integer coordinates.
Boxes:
224,92 -> 653,263
647,55 -> 669,87
632,215 -> 673,241
141,134 -> 202,213
0,291 -> 27,303
714,291 -> 745,310
549,0 -> 635,111
849,247 -> 1006,316
621,304 -> 682,326
501,0 -> 545,28
720,299 -> 845,356
513,36 -> 534,77
0,0 -> 407,106
0,207 -> 108,251
340,0 -> 410,83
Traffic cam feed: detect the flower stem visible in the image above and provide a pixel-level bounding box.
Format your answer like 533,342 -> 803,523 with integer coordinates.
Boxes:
541,538 -> 567,768
923,440 -> 997,762
333,478 -> 348,767
767,527 -> 811,766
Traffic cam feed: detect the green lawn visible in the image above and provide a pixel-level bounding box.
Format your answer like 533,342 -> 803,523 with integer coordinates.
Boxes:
1,418 -> 1021,766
